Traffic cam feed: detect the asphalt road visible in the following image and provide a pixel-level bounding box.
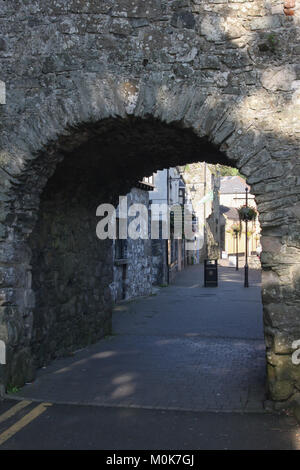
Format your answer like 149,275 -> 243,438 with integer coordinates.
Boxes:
0,399 -> 299,450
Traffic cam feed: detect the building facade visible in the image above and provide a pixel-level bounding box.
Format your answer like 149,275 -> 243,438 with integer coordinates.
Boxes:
219,176 -> 261,261
180,163 -> 219,263
149,167 -> 187,284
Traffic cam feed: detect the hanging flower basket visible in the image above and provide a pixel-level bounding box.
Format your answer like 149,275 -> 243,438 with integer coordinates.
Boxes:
238,205 -> 257,222
227,223 -> 242,237
232,223 -> 241,234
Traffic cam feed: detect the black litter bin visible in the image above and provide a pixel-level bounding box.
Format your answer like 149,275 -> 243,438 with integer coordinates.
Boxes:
204,259 -> 218,287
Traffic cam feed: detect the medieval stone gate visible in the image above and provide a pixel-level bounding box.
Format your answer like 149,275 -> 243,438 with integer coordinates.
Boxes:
0,0 -> 299,407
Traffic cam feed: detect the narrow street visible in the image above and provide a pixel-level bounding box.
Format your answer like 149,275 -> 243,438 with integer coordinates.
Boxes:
0,263 -> 299,449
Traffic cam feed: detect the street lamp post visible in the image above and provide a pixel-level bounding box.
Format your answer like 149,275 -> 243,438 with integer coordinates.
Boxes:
235,232 -> 239,271
244,187 -> 249,288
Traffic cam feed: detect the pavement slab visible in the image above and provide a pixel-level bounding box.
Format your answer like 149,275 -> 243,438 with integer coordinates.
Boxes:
13,264 -> 266,412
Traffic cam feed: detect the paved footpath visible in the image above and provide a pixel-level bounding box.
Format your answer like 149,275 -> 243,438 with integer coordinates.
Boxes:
0,263 -> 299,449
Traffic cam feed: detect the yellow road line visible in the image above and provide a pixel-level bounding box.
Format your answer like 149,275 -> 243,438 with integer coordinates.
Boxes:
0,402 -> 52,446
0,400 -> 32,424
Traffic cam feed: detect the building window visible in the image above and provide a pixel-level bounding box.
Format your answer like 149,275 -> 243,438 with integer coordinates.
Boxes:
179,188 -> 185,205
142,175 -> 154,185
192,214 -> 198,232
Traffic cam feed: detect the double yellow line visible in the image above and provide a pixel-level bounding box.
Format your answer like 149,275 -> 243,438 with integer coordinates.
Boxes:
0,400 -> 52,446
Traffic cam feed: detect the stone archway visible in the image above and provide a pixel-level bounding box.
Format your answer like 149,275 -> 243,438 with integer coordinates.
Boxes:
0,87 -> 299,406
0,0 -> 299,406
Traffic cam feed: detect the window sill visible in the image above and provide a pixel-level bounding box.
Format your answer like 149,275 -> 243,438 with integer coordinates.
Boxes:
114,259 -> 129,266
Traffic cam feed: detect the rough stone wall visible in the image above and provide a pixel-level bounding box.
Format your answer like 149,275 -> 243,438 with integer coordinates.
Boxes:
111,187 -> 153,301
0,0 -> 299,407
207,174 -> 221,259
111,261 -> 125,303
151,238 -> 168,286
124,188 -> 153,299
28,160 -> 113,372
